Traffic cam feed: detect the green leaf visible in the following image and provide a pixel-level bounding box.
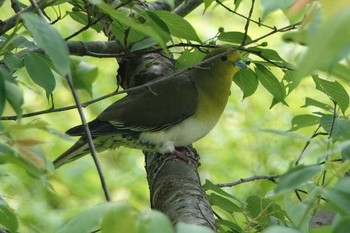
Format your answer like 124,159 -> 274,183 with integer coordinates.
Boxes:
323,178 -> 350,215
282,31 -> 308,46
289,114 -> 320,131
101,203 -> 137,233
284,197 -> 313,229
0,69 -> 5,116
260,0 -> 295,19
24,53 -> 56,97
99,4 -> 168,50
251,48 -> 286,62
208,193 -> 241,213
130,37 -> 157,52
137,210 -> 173,233
218,31 -> 252,44
283,70 -> 300,95
216,219 -> 242,232
203,180 -> 245,204
246,195 -> 285,226
0,67 -> 23,117
144,11 -> 172,42
309,225 -> 332,233
341,145 -> 350,160
282,3 -> 308,24
152,10 -> 201,42
331,216 -> 350,233
3,53 -> 23,72
320,115 -> 350,142
110,20 -> 146,47
5,34 -> 36,50
234,0 -> 243,10
0,140 -> 16,155
301,97 -> 332,112
0,198 -> 18,233
4,78 -> 23,117
262,225 -> 302,233
56,202 -> 116,233
0,154 -> 45,181
68,11 -> 102,32
21,13 -> 70,76
274,165 -> 322,194
0,34 -> 36,54
255,64 -> 286,104
233,68 -> 259,99
312,75 -> 349,114
176,223 -> 214,233
70,58 -> 98,96
297,7 -> 350,79
203,0 -> 215,12
325,63 -> 350,82
176,49 -> 206,69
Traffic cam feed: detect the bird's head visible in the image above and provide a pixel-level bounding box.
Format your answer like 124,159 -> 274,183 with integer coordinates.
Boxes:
203,47 -> 246,76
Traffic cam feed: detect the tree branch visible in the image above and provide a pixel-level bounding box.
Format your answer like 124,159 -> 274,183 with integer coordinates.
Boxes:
215,0 -> 275,30
145,148 -> 216,230
217,174 -> 279,187
65,72 -> 111,202
173,0 -> 203,17
0,0 -> 50,35
13,41 -> 125,58
241,0 -> 255,46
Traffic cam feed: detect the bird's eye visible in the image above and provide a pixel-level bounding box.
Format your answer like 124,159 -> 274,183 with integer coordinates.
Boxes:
220,55 -> 228,62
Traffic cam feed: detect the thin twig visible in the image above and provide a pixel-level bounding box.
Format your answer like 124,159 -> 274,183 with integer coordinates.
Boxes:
241,0 -> 255,46
241,48 -> 294,70
217,174 -> 279,187
29,0 -> 45,19
0,90 -> 118,121
320,100 -> 338,188
327,100 -> 337,140
294,124 -> 323,165
246,22 -> 300,46
215,0 -> 275,30
65,16 -> 104,41
10,0 -> 22,13
65,72 -> 111,202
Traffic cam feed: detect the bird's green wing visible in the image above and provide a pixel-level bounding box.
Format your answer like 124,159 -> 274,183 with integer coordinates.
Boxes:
100,75 -> 198,131
67,75 -> 198,136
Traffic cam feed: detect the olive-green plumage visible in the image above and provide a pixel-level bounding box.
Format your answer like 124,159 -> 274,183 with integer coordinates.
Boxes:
53,47 -> 243,168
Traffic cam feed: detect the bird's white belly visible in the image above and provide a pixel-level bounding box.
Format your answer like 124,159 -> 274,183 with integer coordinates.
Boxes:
139,116 -> 217,154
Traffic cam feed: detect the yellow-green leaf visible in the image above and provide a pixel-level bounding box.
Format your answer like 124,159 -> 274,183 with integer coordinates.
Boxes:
21,13 -> 70,76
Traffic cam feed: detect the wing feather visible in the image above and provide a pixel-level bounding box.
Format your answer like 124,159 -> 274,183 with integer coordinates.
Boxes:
67,74 -> 198,136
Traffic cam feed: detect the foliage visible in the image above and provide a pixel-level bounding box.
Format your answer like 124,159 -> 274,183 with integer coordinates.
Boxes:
1,0 -> 350,232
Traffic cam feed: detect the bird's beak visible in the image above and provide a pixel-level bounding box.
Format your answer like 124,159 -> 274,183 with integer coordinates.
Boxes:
234,61 -> 248,69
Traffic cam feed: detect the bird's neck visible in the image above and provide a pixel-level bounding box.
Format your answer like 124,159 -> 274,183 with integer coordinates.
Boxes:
191,67 -> 233,121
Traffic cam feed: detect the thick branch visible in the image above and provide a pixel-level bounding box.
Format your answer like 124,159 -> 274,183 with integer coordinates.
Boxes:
13,41 -> 124,58
173,0 -> 203,17
145,148 -> 216,230
67,41 -> 124,57
0,0 -> 47,35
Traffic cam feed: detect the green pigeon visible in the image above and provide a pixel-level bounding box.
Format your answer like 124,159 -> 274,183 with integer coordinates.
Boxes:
53,47 -> 244,168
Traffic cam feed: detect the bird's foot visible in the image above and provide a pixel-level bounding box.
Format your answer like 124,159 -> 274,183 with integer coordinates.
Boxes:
174,147 -> 199,165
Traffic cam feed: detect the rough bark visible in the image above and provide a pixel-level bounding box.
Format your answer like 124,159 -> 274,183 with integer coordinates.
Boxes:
145,148 -> 216,230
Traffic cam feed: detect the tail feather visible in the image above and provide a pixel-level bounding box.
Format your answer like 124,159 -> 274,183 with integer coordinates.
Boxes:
53,137 -> 90,169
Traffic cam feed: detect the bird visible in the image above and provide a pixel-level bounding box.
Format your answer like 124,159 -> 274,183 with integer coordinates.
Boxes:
53,47 -> 245,168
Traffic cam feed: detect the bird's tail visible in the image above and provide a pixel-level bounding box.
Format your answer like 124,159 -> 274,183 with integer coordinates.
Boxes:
53,137 -> 90,169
